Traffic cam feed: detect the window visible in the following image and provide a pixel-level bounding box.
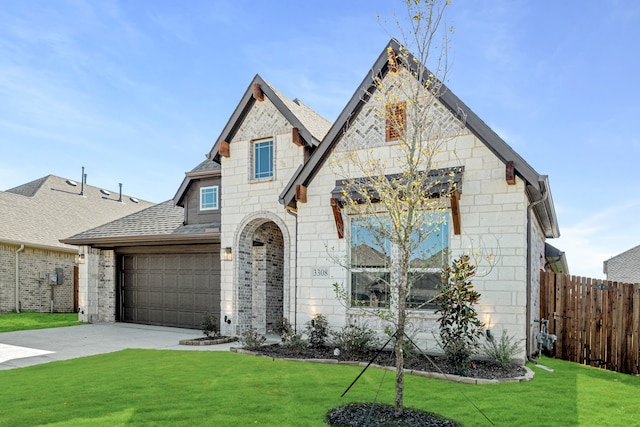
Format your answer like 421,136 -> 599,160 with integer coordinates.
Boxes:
253,139 -> 274,180
200,186 -> 218,210
350,213 -> 448,309
385,101 -> 406,142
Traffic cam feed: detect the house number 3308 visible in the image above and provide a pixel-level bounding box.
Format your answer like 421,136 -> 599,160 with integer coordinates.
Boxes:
312,268 -> 329,277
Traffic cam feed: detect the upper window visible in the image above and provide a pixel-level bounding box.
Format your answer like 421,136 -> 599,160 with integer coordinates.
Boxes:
253,139 -> 274,180
200,186 -> 218,210
385,101 -> 406,142
350,212 -> 449,310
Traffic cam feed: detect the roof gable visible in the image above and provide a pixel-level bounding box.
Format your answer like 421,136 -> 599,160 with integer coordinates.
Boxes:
208,75 -> 330,162
278,38 -> 559,238
173,158 -> 221,206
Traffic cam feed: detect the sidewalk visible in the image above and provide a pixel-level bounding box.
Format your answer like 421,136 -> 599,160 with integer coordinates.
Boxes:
0,322 -> 238,370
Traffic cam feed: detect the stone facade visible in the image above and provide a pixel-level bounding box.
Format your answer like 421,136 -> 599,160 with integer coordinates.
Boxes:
77,246 -> 116,323
0,243 -> 75,313
604,245 -> 640,284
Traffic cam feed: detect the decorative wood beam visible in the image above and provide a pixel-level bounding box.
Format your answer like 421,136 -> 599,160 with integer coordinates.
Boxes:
218,140 -> 230,158
253,83 -> 264,102
450,190 -> 461,235
330,198 -> 344,239
292,127 -> 303,147
295,184 -> 307,203
506,161 -> 516,185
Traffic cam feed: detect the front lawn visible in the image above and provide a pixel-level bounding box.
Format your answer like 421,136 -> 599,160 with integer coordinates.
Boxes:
0,351 -> 637,426
0,312 -> 83,333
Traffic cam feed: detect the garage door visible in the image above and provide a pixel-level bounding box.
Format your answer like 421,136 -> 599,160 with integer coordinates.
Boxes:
120,250 -> 220,329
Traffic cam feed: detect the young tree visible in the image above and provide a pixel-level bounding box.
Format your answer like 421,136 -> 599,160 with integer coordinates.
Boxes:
331,0 -> 462,415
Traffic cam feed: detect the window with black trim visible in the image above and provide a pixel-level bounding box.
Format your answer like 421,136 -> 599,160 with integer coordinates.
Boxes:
350,212 -> 448,309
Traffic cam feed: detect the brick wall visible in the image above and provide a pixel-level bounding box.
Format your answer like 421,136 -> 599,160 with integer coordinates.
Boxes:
78,246 -> 115,323
0,243 -> 75,313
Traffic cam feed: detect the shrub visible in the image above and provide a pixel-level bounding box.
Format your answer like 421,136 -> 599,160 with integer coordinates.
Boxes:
306,313 -> 329,348
331,323 -> 379,356
434,255 -> 484,375
201,312 -> 219,338
275,317 -> 294,343
239,329 -> 266,350
283,333 -> 308,352
483,329 -> 523,368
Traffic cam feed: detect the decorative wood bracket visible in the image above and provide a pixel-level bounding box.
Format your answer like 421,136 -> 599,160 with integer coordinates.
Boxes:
506,161 -> 516,185
292,127 -> 303,147
218,140 -> 230,158
253,83 -> 264,102
295,184 -> 307,203
330,198 -> 344,239
450,190 -> 461,235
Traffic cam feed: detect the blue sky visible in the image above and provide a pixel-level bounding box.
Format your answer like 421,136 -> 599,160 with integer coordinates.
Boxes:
1,0 -> 638,279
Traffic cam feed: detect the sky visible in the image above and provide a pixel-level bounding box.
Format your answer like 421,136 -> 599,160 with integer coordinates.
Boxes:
1,0 -> 639,279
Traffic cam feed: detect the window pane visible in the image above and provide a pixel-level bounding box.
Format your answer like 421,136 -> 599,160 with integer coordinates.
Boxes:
254,140 -> 273,179
410,213 -> 449,268
350,216 -> 390,268
351,271 -> 390,308
407,271 -> 441,309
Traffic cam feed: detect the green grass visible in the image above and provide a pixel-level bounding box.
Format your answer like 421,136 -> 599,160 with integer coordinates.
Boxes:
0,351 -> 638,426
0,312 -> 84,332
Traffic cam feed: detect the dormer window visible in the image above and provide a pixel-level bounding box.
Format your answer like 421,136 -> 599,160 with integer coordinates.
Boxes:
200,186 -> 218,210
252,139 -> 274,181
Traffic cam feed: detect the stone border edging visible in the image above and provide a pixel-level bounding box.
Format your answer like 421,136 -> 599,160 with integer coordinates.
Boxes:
179,337 -> 238,346
230,347 -> 535,384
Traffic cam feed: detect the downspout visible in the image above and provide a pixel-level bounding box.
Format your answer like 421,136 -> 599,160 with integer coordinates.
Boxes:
15,244 -> 25,313
285,207 -> 299,333
526,181 -> 548,358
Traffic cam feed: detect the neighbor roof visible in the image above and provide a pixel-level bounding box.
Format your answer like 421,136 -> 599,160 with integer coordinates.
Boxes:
278,38 -> 560,239
208,74 -> 331,162
0,175 -> 154,252
61,200 -> 219,248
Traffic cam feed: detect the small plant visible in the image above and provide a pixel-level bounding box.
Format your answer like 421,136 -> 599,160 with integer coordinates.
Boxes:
483,329 -> 523,368
306,313 -> 329,348
239,329 -> 266,350
283,333 -> 308,353
275,317 -> 294,343
201,312 -> 219,338
434,255 -> 485,375
331,323 -> 379,357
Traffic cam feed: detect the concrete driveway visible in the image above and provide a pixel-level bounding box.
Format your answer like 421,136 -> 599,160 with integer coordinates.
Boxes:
0,322 -> 237,370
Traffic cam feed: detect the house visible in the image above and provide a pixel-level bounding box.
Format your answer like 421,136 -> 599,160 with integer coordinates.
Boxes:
0,174 -> 153,313
603,245 -> 640,284
63,39 -> 561,359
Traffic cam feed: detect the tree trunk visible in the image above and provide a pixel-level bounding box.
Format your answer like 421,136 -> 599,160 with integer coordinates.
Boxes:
394,258 -> 409,416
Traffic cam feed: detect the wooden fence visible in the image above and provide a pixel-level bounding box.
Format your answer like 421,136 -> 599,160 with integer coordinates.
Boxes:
539,270 -> 640,375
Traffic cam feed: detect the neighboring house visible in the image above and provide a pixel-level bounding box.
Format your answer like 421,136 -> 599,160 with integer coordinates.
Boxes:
62,160 -> 220,325
0,175 -> 153,313
603,245 -> 640,284
63,39 -> 561,359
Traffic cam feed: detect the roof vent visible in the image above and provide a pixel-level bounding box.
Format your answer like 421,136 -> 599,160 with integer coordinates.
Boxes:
100,189 -> 111,196
129,197 -> 139,203
66,179 -> 78,187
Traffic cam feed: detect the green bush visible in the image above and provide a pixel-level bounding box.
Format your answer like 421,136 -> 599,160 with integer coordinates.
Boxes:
201,312 -> 219,338
275,317 -> 294,343
434,255 -> 484,375
483,329 -> 523,368
283,334 -> 308,352
331,323 -> 379,356
306,313 -> 329,348
240,329 -> 266,350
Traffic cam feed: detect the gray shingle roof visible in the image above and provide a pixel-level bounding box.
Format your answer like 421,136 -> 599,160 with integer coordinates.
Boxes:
62,200 -> 219,245
0,175 -> 154,251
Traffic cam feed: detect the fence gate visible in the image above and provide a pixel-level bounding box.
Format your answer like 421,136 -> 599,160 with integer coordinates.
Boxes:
539,270 -> 640,375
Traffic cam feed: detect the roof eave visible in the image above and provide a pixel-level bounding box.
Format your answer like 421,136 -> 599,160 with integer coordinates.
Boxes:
60,232 -> 220,249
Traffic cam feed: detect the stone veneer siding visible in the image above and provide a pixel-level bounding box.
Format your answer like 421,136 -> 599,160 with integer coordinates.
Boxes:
0,243 -> 75,313
77,246 -> 116,323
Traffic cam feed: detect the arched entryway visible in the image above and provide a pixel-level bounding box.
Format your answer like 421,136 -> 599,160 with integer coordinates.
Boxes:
234,213 -> 288,335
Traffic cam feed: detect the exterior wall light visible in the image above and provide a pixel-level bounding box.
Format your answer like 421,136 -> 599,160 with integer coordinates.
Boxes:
223,247 -> 232,261
75,253 -> 85,264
